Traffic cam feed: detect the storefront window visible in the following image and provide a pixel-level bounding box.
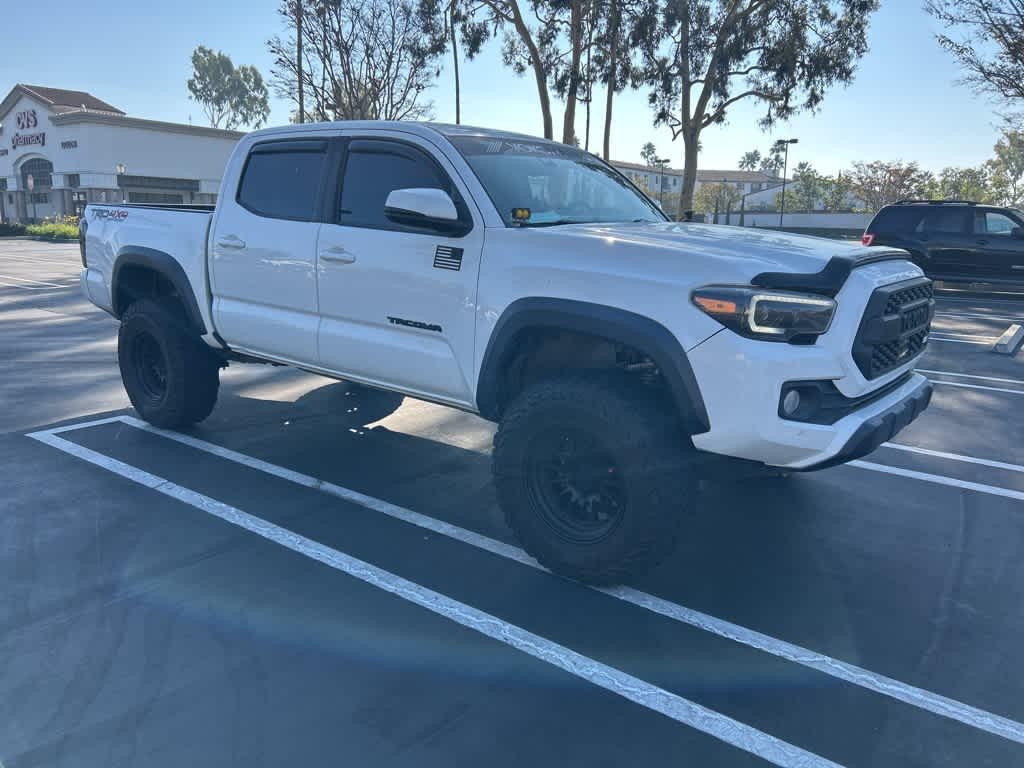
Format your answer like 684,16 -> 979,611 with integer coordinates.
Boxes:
20,158 -> 53,189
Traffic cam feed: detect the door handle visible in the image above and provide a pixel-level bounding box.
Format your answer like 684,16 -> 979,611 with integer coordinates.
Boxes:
319,247 -> 356,264
977,239 -> 988,246
217,235 -> 246,249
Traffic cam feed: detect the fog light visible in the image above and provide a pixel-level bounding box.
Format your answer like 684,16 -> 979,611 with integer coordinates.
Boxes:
782,389 -> 802,416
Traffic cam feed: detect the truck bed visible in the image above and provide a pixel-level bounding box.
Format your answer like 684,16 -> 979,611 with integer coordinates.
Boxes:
82,202 -> 216,336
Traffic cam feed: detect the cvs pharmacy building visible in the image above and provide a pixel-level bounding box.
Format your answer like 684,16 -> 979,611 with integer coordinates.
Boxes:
0,84 -> 243,224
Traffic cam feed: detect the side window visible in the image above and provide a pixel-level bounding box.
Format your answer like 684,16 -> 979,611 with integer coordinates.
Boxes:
975,210 -> 1017,236
237,142 -> 326,221
922,208 -> 968,234
339,140 -> 451,230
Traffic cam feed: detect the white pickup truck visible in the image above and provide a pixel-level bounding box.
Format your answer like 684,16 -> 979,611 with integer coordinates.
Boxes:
80,121 -> 934,583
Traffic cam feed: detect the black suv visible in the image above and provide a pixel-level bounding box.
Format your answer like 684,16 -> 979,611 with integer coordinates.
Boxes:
863,200 -> 1024,283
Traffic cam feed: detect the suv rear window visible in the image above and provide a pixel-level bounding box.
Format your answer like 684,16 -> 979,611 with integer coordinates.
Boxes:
237,142 -> 326,221
870,206 -> 968,235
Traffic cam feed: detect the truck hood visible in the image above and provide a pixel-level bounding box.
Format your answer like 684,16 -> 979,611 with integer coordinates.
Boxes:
530,221 -> 901,281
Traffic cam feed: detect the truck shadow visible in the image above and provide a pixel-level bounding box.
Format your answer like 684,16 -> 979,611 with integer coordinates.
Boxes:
166,374 -> 862,657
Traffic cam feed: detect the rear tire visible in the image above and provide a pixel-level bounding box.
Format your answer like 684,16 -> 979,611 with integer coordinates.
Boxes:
118,298 -> 220,429
492,375 -> 693,585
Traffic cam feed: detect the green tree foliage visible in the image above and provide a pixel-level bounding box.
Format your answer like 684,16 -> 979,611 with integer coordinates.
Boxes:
788,161 -> 822,210
847,160 -> 934,212
636,0 -> 880,219
640,141 -> 658,165
187,46 -> 270,130
987,130 -> 1024,205
821,172 -> 852,211
926,0 -> 1024,116
738,150 -> 761,170
926,166 -> 997,203
694,181 -> 741,218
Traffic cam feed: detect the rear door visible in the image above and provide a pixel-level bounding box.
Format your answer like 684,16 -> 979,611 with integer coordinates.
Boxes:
917,206 -> 974,277
316,134 -> 484,406
971,208 -> 1024,278
209,139 -> 328,363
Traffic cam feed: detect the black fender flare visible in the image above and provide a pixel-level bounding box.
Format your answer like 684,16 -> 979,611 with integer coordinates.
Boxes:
476,297 -> 710,434
112,246 -> 207,335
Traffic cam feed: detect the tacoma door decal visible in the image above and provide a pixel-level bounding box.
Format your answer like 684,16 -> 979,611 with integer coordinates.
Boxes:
433,245 -> 463,271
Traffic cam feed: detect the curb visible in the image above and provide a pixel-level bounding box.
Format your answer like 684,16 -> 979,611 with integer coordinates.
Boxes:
994,323 -> 1024,355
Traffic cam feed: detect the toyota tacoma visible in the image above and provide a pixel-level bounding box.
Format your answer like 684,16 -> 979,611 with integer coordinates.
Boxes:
79,122 -> 934,584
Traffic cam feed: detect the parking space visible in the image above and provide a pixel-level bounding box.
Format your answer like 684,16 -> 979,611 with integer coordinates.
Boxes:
5,241 -> 1024,767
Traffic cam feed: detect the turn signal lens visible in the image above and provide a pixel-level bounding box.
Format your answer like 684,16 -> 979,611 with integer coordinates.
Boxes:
691,286 -> 836,343
693,296 -> 737,314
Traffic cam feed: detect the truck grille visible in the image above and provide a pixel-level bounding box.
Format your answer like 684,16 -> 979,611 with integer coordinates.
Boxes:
852,277 -> 934,380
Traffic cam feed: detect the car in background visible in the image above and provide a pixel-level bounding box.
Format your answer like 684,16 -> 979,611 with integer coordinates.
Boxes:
862,200 -> 1024,283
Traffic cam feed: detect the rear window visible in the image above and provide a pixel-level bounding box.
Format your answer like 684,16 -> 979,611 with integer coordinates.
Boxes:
237,144 -> 326,221
870,207 -> 919,233
869,205 -> 968,235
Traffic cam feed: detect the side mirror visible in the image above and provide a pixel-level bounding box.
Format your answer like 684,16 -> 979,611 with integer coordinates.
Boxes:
1012,227 -> 1024,240
384,188 -> 462,233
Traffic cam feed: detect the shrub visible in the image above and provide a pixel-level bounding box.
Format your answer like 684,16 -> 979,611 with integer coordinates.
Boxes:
0,222 -> 27,236
26,215 -> 79,241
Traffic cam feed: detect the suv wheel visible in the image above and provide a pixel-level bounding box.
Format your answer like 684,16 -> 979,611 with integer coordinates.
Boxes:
492,375 -> 693,585
118,298 -> 220,428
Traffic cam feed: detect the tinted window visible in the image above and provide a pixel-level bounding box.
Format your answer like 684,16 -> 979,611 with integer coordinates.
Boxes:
870,207 -> 925,233
922,207 -> 968,234
975,210 -> 1018,236
238,147 -> 325,221
340,141 -> 448,229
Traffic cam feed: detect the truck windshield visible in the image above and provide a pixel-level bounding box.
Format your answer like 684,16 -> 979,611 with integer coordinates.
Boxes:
448,135 -> 666,227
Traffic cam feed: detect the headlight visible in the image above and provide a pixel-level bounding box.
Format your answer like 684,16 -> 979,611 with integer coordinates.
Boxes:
691,286 -> 836,343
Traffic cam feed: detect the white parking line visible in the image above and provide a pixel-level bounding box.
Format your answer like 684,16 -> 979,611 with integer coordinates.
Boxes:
849,460 -> 1024,502
929,336 -> 993,345
918,369 -> 1024,386
27,427 -> 841,768
0,279 -> 71,291
929,380 -> 1024,396
39,414 -> 1024,747
930,331 -> 999,341
881,442 -> 1024,475
936,312 -> 1024,324
0,273 -> 68,288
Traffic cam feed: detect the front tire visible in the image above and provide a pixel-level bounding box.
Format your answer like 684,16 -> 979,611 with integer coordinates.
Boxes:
492,375 -> 693,585
118,298 -> 220,428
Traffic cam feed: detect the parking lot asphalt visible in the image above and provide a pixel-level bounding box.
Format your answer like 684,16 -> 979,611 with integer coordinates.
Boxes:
4,239 -> 1024,767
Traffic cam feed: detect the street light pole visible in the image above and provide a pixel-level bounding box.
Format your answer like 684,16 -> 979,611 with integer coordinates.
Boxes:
776,138 -> 798,229
655,157 -> 670,209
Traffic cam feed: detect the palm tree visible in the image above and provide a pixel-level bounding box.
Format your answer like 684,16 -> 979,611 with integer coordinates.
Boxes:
738,150 -> 761,171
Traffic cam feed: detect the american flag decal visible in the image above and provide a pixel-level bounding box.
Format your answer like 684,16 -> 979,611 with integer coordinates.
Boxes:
433,245 -> 463,271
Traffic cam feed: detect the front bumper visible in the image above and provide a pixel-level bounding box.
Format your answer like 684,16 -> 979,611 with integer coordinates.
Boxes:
794,375 -> 932,471
688,328 -> 932,470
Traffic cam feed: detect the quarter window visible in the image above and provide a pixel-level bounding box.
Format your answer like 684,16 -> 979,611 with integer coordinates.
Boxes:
339,140 -> 450,230
237,143 -> 326,221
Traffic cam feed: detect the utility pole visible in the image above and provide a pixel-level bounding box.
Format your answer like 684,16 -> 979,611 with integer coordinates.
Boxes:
656,157 -> 670,209
296,0 -> 304,123
776,138 -> 798,229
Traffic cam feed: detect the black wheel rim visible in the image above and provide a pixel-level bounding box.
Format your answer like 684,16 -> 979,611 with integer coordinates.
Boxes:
131,331 -> 168,403
525,426 -> 627,544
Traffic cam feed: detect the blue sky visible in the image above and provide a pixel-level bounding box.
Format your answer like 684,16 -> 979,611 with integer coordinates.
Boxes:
2,0 -> 1002,174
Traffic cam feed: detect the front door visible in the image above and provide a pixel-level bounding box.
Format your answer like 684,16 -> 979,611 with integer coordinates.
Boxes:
971,208 -> 1024,278
209,138 -> 328,364
316,135 -> 484,407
